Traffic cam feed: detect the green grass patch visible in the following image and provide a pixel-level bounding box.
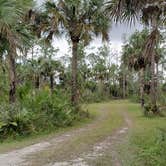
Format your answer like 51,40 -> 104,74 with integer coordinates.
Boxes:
23,101 -> 124,166
119,102 -> 166,166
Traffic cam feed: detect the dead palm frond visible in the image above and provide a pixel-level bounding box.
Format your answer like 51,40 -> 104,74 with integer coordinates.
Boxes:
105,0 -> 166,25
143,28 -> 160,63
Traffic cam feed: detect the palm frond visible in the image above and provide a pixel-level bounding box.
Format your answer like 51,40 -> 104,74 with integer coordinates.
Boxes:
105,0 -> 145,23
143,28 -> 160,63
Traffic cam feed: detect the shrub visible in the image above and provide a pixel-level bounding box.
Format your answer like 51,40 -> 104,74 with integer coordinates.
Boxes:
144,103 -> 160,116
0,89 -> 83,140
0,104 -> 34,140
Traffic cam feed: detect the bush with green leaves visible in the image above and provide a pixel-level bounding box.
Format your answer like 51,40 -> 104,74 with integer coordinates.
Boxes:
0,89 -> 82,141
0,104 -> 34,140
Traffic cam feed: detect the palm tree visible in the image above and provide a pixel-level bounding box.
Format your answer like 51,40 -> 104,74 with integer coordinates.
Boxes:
0,0 -> 33,103
122,29 -> 164,108
121,29 -> 150,106
42,0 -> 110,108
107,0 -> 166,112
39,56 -> 63,93
106,0 -> 166,23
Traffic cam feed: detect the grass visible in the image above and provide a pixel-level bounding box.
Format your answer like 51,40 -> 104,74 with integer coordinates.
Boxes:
118,102 -> 166,166
2,100 -> 165,166
0,101 -> 122,155
22,101 -> 124,166
131,104 -> 166,166
0,106 -> 97,154
85,101 -> 166,166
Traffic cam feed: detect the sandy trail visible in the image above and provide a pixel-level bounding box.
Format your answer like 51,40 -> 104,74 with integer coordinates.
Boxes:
47,112 -> 132,166
0,102 -> 132,166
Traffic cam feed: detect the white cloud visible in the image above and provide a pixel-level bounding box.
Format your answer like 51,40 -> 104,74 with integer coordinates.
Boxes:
35,0 -> 143,59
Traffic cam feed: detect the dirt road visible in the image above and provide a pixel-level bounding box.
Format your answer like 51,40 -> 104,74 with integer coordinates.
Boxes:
0,101 -> 132,166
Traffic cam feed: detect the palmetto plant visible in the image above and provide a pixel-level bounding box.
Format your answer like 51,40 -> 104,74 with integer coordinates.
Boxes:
0,0 -> 33,103
39,0 -> 110,108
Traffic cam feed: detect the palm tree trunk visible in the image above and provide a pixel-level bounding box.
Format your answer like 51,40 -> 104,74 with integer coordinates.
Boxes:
150,52 -> 157,107
150,18 -> 158,113
140,68 -> 145,107
71,40 -> 78,107
8,51 -> 16,103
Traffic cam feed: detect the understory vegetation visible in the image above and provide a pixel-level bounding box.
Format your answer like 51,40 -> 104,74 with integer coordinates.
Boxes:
0,2 -> 166,166
0,89 -> 84,141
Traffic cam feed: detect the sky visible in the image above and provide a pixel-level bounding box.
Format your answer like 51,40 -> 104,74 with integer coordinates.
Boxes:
36,0 -> 143,58
51,22 -> 143,59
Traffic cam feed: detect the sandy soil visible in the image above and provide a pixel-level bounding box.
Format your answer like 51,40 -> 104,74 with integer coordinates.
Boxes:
0,102 -> 132,166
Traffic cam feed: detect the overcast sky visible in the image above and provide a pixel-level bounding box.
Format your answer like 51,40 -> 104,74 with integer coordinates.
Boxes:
36,0 -> 143,58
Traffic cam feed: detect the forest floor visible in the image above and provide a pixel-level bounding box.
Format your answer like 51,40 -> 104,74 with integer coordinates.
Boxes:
0,100 -> 166,166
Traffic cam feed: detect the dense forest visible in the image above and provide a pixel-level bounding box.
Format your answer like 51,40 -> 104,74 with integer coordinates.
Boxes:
0,0 -> 166,166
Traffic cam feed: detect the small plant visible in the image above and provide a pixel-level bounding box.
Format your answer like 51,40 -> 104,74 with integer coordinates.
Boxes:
136,128 -> 166,166
0,89 -> 86,141
0,104 -> 34,140
143,103 -> 160,116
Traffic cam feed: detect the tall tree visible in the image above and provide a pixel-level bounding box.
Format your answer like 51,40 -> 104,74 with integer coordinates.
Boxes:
43,0 -> 110,108
107,0 -> 166,112
0,0 -> 33,103
121,29 -> 149,107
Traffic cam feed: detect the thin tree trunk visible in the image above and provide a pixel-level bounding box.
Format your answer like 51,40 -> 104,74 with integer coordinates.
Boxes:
71,40 -> 78,107
140,68 -> 145,107
8,51 -> 16,103
31,46 -> 34,60
156,62 -> 159,100
162,63 -> 164,84
35,75 -> 40,89
122,72 -> 126,99
50,73 -> 54,93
